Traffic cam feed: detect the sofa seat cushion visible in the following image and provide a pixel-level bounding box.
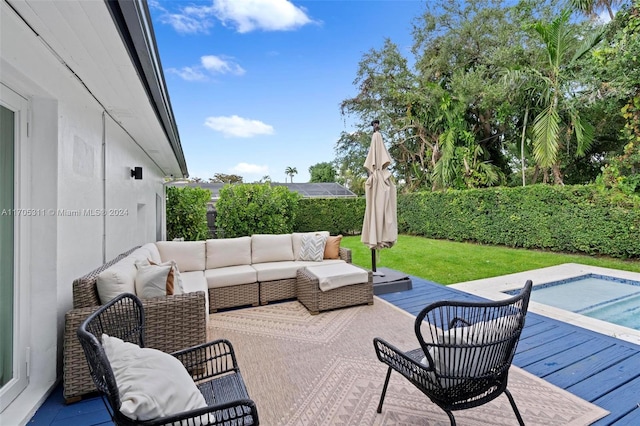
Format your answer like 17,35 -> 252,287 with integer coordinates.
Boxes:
180,271 -> 209,317
295,259 -> 345,269
305,263 -> 369,292
156,241 -> 205,272
205,265 -> 257,289
252,261 -> 304,282
206,237 -> 251,269
251,234 -> 294,263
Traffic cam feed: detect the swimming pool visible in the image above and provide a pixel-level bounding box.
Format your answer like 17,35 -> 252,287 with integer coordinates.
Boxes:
449,264 -> 640,345
515,274 -> 640,330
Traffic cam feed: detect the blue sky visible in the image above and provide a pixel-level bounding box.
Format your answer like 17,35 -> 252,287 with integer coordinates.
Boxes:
149,0 -> 426,183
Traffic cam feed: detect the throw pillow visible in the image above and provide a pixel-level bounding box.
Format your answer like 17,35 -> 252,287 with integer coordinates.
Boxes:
298,233 -> 327,262
134,260 -> 184,299
148,259 -> 184,295
323,235 -> 343,259
102,334 -> 207,421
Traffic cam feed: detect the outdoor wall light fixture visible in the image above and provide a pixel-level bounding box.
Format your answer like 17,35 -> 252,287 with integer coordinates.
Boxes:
131,166 -> 143,180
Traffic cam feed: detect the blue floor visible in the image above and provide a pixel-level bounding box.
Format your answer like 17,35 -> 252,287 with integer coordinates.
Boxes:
28,276 -> 640,425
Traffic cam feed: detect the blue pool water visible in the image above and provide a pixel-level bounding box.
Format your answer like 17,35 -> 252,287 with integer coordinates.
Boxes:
511,274 -> 640,330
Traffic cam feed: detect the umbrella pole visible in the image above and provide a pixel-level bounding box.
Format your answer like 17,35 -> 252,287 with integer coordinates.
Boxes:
371,249 -> 385,276
371,248 -> 376,272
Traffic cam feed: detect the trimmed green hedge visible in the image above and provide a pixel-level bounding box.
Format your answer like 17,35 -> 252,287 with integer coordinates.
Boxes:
397,185 -> 640,259
294,198 -> 365,236
215,183 -> 300,237
166,186 -> 211,241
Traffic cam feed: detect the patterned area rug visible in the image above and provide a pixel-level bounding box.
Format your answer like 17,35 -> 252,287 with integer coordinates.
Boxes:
208,299 -> 608,426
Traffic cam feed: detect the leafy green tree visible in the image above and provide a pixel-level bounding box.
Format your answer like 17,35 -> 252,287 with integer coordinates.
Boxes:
340,0 -> 563,191
309,162 -> 337,182
525,10 -> 604,184
215,183 -> 300,237
209,173 -> 243,184
570,0 -> 622,20
285,166 -> 298,183
597,1 -> 640,194
166,186 -> 211,240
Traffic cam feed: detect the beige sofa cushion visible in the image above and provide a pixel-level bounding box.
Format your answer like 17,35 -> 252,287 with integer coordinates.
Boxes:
305,263 -> 369,292
251,260 -> 345,282
251,234 -> 294,264
180,271 -> 209,319
156,241 -> 205,272
206,237 -> 251,269
251,261 -> 300,282
141,243 -> 162,263
205,265 -> 257,289
96,257 -> 137,304
292,232 -> 329,260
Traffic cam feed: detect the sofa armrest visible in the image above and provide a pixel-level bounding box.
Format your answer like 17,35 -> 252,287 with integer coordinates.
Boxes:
339,247 -> 352,263
63,291 -> 207,402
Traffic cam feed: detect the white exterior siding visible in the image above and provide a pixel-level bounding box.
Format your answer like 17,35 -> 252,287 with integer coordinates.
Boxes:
0,1 -> 182,423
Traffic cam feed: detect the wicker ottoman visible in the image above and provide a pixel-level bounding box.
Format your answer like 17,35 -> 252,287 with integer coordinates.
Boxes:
296,264 -> 373,315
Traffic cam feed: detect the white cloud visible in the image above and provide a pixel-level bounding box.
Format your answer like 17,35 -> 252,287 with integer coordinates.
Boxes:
212,0 -> 314,33
162,12 -> 214,34
153,0 -> 315,35
231,163 -> 269,174
166,66 -> 207,81
204,115 -> 274,138
168,55 -> 245,82
201,55 -> 245,75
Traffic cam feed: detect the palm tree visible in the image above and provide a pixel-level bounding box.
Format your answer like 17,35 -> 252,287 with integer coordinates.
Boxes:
527,10 -> 604,184
570,0 -> 621,21
284,166 -> 298,183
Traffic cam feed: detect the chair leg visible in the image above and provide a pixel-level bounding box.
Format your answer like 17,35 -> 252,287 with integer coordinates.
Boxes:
377,367 -> 392,413
445,410 -> 456,426
504,389 -> 525,426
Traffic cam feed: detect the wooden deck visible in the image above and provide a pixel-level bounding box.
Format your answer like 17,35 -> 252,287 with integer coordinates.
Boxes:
29,276 -> 640,425
381,276 -> 640,425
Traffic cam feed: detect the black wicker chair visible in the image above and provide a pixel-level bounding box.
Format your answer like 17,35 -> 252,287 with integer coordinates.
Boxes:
77,293 -> 259,426
373,280 -> 532,425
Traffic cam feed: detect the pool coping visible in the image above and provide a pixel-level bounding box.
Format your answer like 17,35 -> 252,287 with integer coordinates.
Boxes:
450,263 -> 640,345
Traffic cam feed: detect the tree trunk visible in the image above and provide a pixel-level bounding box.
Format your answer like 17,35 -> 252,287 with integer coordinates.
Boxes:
520,104 -> 529,187
531,165 -> 540,184
552,164 -> 564,185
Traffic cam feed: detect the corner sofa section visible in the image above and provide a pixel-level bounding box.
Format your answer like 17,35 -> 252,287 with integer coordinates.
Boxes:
64,232 -> 352,401
157,232 -> 352,312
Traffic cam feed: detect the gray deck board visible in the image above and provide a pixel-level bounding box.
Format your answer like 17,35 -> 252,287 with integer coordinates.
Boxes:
380,275 -> 640,426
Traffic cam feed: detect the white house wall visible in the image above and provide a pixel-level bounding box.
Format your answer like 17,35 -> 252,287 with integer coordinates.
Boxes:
1,2 -> 170,424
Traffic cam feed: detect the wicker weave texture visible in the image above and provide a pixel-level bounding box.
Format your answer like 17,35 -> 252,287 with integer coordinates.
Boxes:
259,278 -> 297,305
338,247 -> 352,263
296,266 -> 373,315
209,283 -> 260,312
64,292 -> 207,401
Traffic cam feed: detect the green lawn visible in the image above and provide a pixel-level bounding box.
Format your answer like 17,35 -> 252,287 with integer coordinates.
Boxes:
341,235 -> 640,285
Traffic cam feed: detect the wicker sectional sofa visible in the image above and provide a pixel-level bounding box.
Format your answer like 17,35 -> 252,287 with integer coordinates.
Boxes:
63,231 -> 354,402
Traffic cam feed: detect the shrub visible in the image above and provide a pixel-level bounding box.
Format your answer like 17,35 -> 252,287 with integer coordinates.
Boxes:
215,183 -> 300,237
397,185 -> 640,258
294,198 -> 365,235
166,186 -> 211,241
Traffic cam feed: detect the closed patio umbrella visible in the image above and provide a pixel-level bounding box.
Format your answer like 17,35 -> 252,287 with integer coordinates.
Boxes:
361,120 -> 397,273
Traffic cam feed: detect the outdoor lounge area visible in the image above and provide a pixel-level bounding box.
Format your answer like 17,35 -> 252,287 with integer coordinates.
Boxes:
29,270 -> 640,425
